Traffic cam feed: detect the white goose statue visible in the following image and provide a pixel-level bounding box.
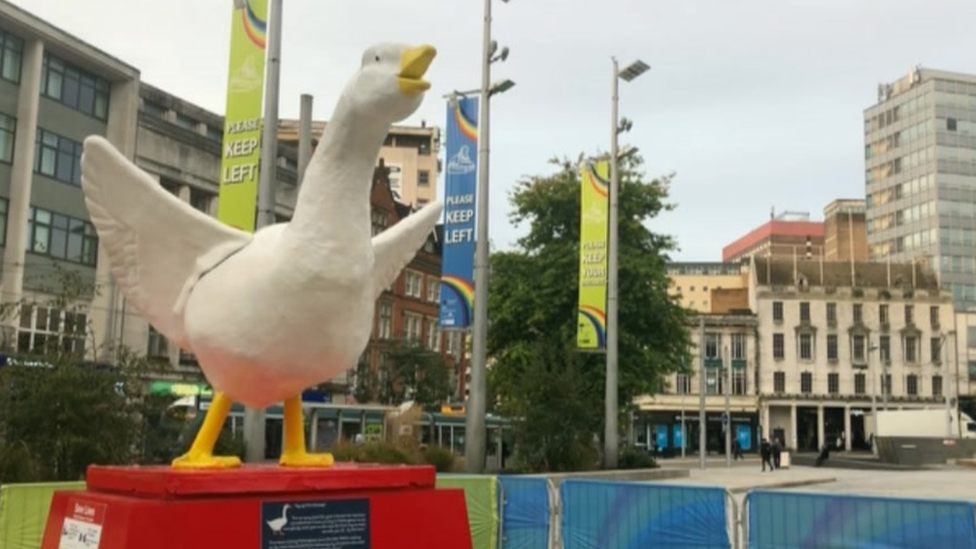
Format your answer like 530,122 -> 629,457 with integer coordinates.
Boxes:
79,43 -> 443,469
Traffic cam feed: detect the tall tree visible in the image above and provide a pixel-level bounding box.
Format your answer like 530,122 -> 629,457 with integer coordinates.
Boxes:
487,153 -> 692,471
354,341 -> 452,411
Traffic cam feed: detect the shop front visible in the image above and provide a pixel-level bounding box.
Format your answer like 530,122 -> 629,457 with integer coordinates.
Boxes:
637,410 -> 760,458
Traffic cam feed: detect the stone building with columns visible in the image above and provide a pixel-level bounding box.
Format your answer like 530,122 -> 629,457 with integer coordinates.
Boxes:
751,256 -> 958,452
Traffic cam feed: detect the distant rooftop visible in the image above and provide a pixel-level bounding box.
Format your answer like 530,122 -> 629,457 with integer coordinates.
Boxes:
722,220 -> 825,262
667,262 -> 745,276
753,257 -> 940,291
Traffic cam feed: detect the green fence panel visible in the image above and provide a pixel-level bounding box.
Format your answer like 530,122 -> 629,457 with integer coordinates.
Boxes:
437,474 -> 499,549
0,481 -> 86,549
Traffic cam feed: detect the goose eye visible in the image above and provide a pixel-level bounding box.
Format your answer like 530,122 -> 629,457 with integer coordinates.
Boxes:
375,55 -> 381,62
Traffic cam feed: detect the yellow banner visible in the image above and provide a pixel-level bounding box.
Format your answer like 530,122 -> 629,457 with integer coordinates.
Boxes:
576,160 -> 609,350
215,0 -> 268,232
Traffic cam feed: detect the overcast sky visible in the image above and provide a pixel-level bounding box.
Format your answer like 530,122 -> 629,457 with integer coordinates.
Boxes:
13,0 -> 976,260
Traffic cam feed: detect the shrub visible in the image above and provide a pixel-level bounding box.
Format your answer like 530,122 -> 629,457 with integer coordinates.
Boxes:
618,447 -> 658,470
421,445 -> 456,472
331,441 -> 420,465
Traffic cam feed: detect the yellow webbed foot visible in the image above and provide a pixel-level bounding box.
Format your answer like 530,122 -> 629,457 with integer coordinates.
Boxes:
279,451 -> 335,468
172,452 -> 242,470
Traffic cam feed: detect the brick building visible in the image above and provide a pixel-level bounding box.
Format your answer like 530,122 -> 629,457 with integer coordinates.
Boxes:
353,161 -> 466,401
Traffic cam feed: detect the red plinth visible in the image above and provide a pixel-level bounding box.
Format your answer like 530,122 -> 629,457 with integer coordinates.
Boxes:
41,463 -> 472,549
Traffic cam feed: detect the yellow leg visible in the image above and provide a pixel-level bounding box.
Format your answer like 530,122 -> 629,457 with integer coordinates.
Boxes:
171,391 -> 242,469
279,395 -> 334,467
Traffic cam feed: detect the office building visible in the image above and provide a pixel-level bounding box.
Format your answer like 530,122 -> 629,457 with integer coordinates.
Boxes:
864,66 -> 976,307
667,262 -> 748,313
823,199 -> 869,262
722,211 -> 824,263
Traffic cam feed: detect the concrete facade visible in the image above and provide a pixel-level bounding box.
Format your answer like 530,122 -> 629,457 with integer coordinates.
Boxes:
956,309 -> 976,395
0,0 -> 140,357
722,216 -> 825,263
864,66 -> 976,308
823,198 -> 868,262
638,256 -> 960,456
667,262 -> 749,313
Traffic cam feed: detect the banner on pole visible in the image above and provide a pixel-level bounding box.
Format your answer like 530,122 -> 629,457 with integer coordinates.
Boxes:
576,160 -> 609,350
438,96 -> 479,329
215,0 -> 268,232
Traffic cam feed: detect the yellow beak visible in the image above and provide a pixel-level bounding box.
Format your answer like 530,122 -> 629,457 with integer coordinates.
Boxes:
398,45 -> 437,96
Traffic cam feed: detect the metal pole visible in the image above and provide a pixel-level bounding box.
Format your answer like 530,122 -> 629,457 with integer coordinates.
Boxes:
297,93 -> 313,187
680,406 -> 686,458
698,316 -> 706,470
604,57 -> 621,470
464,0 -> 492,474
954,331 -> 963,437
944,333 -> 952,438
243,0 -> 283,463
870,347 -> 877,455
882,361 -> 888,411
725,345 -> 731,468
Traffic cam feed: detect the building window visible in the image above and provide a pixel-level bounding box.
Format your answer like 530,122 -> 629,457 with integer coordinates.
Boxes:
853,303 -> 863,323
906,374 -> 919,396
425,317 -> 441,351
930,306 -> 939,328
772,301 -> 783,321
404,313 -> 422,342
904,335 -> 918,363
404,271 -> 423,298
851,334 -> 866,362
774,372 -> 785,393
826,302 -> 836,324
904,304 -> 914,325
675,374 -> 690,394
879,335 -> 890,362
704,333 -> 721,359
0,29 -> 23,83
418,170 -> 430,186
800,372 -> 812,393
799,302 -> 810,322
798,333 -> 813,360
175,113 -> 197,130
882,373 -> 892,396
34,128 -> 83,185
147,326 -> 168,360
733,370 -> 746,395
827,334 -> 838,360
371,210 -> 389,236
377,301 -> 392,339
932,375 -> 943,397
772,333 -> 784,359
931,336 -> 942,362
879,304 -> 889,324
854,373 -> 866,395
40,53 -> 111,120
26,207 -> 99,266
730,333 -> 745,359
0,112 -> 15,163
426,277 -> 440,303
828,373 -> 839,394
17,304 -> 87,356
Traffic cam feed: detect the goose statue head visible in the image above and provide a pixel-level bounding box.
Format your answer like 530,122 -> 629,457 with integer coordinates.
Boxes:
344,43 -> 437,124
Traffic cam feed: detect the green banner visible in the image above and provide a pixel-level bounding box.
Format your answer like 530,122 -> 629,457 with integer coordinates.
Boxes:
149,381 -> 213,397
576,160 -> 610,350
215,0 -> 268,232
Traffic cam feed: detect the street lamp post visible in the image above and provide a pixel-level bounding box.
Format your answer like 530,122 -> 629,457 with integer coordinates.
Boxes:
605,56 -> 649,470
724,345 -> 731,468
868,342 -> 878,455
466,0 -> 513,474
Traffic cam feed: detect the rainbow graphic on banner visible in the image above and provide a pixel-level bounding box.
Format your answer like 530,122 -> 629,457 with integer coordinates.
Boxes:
241,0 -> 267,48
576,160 -> 610,350
439,96 -> 479,329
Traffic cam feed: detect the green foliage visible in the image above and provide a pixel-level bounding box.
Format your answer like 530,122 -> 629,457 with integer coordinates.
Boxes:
354,340 -> 453,411
422,444 -> 457,472
0,267 -> 187,482
331,440 -> 420,465
487,153 -> 692,471
618,447 -> 658,470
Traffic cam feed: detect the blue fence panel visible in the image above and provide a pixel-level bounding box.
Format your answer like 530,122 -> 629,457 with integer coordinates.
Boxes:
560,479 -> 730,549
747,490 -> 976,549
498,476 -> 550,549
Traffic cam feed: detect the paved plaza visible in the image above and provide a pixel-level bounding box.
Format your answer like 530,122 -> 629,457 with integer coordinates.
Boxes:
655,455 -> 976,504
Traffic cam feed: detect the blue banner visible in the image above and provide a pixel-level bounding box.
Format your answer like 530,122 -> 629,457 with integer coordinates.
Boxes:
439,96 -> 479,329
